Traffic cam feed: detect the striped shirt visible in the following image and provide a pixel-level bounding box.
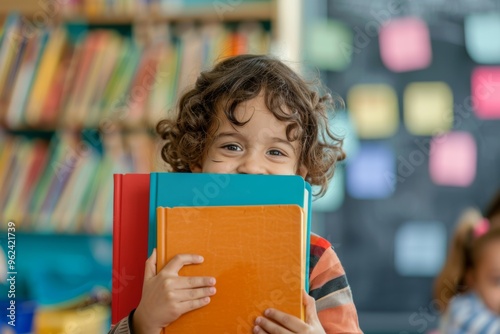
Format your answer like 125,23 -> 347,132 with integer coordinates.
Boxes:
440,292 -> 500,334
309,233 -> 362,333
110,233 -> 362,334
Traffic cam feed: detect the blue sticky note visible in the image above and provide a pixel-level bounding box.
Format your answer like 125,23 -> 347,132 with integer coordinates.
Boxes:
312,167 -> 344,212
395,221 -> 447,277
330,111 -> 360,160
465,13 -> 500,64
346,143 -> 395,199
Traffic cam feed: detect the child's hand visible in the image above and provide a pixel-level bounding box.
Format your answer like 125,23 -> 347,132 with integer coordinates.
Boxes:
253,290 -> 326,334
132,249 -> 217,334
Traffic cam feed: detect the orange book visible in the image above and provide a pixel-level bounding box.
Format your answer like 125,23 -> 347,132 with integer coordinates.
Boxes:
157,205 -> 304,334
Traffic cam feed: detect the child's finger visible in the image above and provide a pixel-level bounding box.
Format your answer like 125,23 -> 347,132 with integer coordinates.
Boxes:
143,248 -> 157,280
176,286 -> 216,302
302,290 -> 320,325
178,296 -> 212,313
161,254 -> 204,275
259,309 -> 302,333
177,276 -> 216,289
254,314 -> 295,334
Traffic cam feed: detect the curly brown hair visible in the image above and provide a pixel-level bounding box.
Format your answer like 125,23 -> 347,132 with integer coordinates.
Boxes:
157,54 -> 346,196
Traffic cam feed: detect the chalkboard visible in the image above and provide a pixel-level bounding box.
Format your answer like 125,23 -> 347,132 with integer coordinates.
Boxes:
306,1 -> 500,332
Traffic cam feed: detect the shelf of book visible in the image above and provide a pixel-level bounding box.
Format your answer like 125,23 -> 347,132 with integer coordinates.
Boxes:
0,0 -> 276,24
0,15 -> 272,131
0,1 -> 300,330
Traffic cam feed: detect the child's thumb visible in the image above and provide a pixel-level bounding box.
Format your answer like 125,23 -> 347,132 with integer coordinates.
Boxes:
302,290 -> 319,325
143,248 -> 157,280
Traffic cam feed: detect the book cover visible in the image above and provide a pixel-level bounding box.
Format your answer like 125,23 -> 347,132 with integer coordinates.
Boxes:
25,27 -> 67,126
10,140 -> 49,224
112,173 -> 149,325
157,205 -> 304,334
149,172 -> 312,290
5,31 -> 45,128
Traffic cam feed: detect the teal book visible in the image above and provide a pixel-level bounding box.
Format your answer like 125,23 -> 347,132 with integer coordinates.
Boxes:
149,172 -> 312,290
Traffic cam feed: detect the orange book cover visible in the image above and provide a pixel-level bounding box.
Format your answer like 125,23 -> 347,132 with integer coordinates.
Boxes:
40,54 -> 71,128
157,205 -> 304,334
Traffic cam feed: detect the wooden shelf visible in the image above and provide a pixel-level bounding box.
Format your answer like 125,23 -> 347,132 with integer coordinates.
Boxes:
0,1 -> 276,24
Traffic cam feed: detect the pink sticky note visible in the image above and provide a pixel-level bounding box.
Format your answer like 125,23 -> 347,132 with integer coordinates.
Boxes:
471,66 -> 500,119
429,132 -> 476,187
379,17 -> 432,72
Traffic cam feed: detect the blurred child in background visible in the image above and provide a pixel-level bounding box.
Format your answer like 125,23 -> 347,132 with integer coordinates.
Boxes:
434,191 -> 500,333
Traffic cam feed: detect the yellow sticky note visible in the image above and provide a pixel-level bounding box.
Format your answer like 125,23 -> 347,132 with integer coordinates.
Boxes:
347,84 -> 399,138
404,82 -> 453,135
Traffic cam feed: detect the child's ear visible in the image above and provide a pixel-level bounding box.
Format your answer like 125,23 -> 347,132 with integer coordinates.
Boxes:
297,165 -> 308,178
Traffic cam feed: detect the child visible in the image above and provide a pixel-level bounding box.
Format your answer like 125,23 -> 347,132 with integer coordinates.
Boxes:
434,204 -> 500,333
110,55 -> 362,334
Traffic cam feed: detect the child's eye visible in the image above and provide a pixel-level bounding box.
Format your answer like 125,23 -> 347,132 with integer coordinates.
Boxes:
222,144 -> 242,151
268,149 -> 285,156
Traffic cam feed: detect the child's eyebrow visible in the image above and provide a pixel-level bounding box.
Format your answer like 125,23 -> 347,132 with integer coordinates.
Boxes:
270,137 -> 296,152
213,131 -> 242,141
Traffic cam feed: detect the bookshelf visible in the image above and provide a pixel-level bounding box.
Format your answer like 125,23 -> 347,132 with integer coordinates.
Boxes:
0,0 -> 277,24
0,0 -> 303,331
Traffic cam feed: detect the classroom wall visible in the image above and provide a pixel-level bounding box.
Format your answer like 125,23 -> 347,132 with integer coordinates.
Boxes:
304,1 -> 500,332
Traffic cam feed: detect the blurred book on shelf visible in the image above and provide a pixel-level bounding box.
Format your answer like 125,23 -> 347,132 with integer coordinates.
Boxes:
0,15 -> 270,130
0,129 -> 156,235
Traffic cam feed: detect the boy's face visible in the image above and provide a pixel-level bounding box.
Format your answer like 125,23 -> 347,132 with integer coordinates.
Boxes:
191,94 -> 306,177
472,240 -> 500,315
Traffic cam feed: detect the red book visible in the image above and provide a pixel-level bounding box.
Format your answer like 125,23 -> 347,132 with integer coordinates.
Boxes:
112,174 -> 149,324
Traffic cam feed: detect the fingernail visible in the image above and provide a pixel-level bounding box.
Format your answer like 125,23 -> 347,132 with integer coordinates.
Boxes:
210,277 -> 216,285
209,287 -> 216,294
253,326 -> 260,333
198,256 -> 204,262
255,317 -> 262,325
204,297 -> 211,303
264,309 -> 271,316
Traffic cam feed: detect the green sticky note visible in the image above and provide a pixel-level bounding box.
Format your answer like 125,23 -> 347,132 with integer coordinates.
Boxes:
305,20 -> 353,71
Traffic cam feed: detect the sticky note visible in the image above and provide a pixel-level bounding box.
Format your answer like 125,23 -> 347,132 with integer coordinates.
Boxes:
471,66 -> 500,119
395,221 -> 446,277
465,13 -> 500,64
379,17 -> 432,72
346,142 -> 395,199
347,84 -> 399,139
305,20 -> 353,71
429,132 -> 476,187
312,167 -> 344,212
404,82 -> 453,135
329,111 -> 360,159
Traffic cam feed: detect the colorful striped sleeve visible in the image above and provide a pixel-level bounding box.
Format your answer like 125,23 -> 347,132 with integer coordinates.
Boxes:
309,233 -> 363,334
108,310 -> 133,334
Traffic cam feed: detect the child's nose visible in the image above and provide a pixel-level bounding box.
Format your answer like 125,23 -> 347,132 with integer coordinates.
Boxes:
236,155 -> 266,175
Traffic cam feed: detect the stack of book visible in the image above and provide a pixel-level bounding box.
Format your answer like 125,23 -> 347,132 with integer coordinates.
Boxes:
113,172 -> 312,332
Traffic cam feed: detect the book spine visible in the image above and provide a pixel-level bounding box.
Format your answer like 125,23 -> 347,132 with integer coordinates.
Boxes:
305,182 -> 312,293
156,206 -> 166,275
111,173 -> 122,325
148,172 -> 157,255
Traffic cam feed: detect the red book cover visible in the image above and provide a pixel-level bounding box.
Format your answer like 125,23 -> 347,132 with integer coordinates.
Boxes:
112,173 -> 149,324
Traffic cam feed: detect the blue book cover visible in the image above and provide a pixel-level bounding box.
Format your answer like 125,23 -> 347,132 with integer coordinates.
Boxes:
149,172 -> 312,290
